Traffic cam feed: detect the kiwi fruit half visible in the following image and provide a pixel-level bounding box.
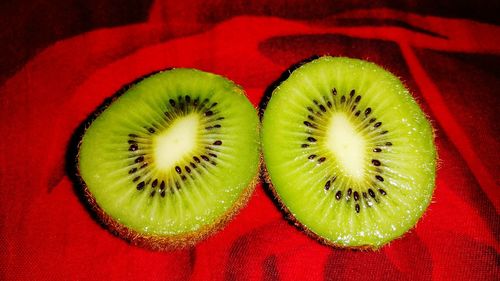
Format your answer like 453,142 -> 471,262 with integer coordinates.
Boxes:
261,56 -> 436,249
77,68 -> 260,250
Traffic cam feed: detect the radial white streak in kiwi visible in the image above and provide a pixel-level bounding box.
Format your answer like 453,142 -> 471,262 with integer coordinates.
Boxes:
178,180 -> 198,215
195,169 -> 216,199
326,113 -> 366,180
153,114 -> 199,171
187,176 -> 208,210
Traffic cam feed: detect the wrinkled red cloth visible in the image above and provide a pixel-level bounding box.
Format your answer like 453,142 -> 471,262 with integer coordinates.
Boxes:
0,1 -> 499,280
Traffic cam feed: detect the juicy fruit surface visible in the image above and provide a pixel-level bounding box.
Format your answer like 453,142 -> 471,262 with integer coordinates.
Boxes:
262,57 -> 436,248
78,68 -> 260,236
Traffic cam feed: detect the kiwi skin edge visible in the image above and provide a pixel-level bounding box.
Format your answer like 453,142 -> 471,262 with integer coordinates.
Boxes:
262,165 -> 386,251
262,152 -> 437,251
74,69 -> 261,251
76,167 -> 259,250
260,57 -> 438,251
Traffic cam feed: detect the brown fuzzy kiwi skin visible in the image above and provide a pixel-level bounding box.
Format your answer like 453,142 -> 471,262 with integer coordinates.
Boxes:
74,69 -> 261,251
260,164 -> 381,251
263,162 -> 435,251
259,56 -> 438,251
76,163 -> 259,251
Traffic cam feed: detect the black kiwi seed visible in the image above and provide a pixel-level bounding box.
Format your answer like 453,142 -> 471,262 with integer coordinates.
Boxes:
375,175 -> 384,182
369,118 -> 376,123
332,88 -> 337,95
193,156 -> 200,163
304,121 -> 313,127
133,176 -> 140,182
128,168 -> 137,174
185,95 -> 191,103
347,188 -> 352,199
128,133 -> 138,138
201,155 -> 209,161
213,124 -> 221,128
140,162 -> 148,169
327,101 -> 332,108
373,148 -> 382,152
368,188 -> 376,198
160,190 -> 166,197
385,142 -> 392,146
213,140 -> 222,145
185,166 -> 191,173
350,89 -> 355,97
372,159 -> 381,166
301,144 -> 309,148
318,157 -> 326,163
205,110 -> 213,116
324,180 -> 331,190
308,115 -> 315,121
181,175 -> 187,181
175,166 -> 181,174
128,139 -> 137,144
319,105 -> 326,112
355,204 -> 360,213
129,144 -> 138,151
355,110 -> 361,117
335,190 -> 342,200
160,181 -> 165,190
379,188 -> 387,195
205,126 -> 213,130
307,107 -> 314,113
135,156 -> 144,163
208,153 -> 217,158
365,108 -> 372,116
169,99 -> 176,106
381,130 -> 388,135
150,190 -> 156,197
362,192 -> 368,199
190,162 -> 196,169
148,128 -> 155,133
354,95 -> 361,103
353,191 -> 359,201
374,122 -> 382,128
152,179 -> 158,187
308,154 -> 317,160
340,96 -> 346,103
307,137 -> 317,142
137,182 -> 145,190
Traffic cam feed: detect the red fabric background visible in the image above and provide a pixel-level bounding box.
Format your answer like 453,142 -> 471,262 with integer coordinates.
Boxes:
0,1 -> 499,280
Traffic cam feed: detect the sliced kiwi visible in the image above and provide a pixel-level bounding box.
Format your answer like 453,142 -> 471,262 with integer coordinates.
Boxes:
261,56 -> 436,249
77,68 -> 260,250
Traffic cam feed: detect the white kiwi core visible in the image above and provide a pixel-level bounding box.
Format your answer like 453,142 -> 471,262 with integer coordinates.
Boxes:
326,113 -> 366,180
153,113 -> 199,171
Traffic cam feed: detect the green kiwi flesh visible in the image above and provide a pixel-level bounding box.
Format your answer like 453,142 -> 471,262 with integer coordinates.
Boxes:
262,56 -> 436,249
78,68 -> 260,250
